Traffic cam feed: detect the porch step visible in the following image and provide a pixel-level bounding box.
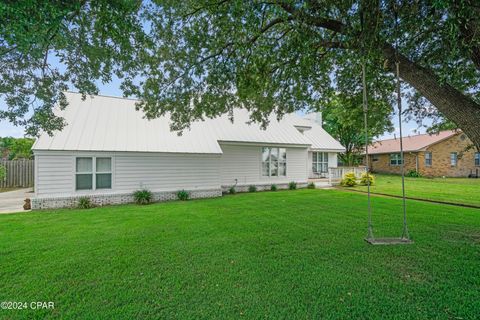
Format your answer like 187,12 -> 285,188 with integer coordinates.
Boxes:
313,181 -> 332,188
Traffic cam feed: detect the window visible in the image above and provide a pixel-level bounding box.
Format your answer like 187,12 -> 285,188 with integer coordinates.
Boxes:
389,153 -> 403,166
76,158 -> 93,190
312,152 -> 329,173
450,152 -> 457,166
475,152 -> 480,166
425,152 -> 432,166
75,157 -> 112,190
372,155 -> 379,162
262,147 -> 286,177
96,157 -> 112,189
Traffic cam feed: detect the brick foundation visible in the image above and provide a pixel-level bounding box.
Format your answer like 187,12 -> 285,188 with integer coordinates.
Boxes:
31,188 -> 222,210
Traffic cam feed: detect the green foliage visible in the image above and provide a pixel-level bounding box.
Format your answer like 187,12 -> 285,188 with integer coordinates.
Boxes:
288,182 -> 297,190
406,170 -> 422,178
341,173 -> 357,187
0,137 -> 34,160
248,185 -> 257,192
360,172 -> 375,186
77,197 -> 93,209
133,189 -> 153,205
2,1 -> 480,146
322,95 -> 393,166
270,184 -> 277,191
0,164 -> 6,181
177,189 -> 189,201
229,186 -> 236,195
307,182 -> 316,189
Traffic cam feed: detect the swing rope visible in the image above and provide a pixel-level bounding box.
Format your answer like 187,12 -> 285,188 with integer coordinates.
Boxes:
362,3 -> 412,244
362,62 -> 374,240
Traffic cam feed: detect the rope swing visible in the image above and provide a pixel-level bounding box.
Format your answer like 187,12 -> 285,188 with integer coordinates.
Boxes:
362,53 -> 413,245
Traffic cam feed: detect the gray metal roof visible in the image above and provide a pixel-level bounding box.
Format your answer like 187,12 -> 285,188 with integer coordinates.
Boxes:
33,92 -> 344,153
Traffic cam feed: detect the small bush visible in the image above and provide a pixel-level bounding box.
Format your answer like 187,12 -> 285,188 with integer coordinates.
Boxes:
177,189 -> 189,201
288,181 -> 297,190
307,182 -> 316,189
77,196 -> 93,209
270,184 -> 277,191
133,189 -> 153,205
248,185 -> 257,192
341,172 -> 357,187
229,186 -> 236,194
406,170 -> 422,178
360,172 -> 375,186
0,164 -> 5,181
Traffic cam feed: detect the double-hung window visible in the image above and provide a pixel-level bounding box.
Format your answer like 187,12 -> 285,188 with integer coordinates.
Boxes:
312,152 -> 329,173
475,152 -> 480,166
76,157 -> 112,190
450,152 -> 457,166
425,152 -> 432,166
262,147 -> 286,177
389,153 -> 403,166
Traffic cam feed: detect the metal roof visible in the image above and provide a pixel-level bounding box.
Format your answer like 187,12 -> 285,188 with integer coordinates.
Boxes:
368,130 -> 459,154
33,92 -> 344,154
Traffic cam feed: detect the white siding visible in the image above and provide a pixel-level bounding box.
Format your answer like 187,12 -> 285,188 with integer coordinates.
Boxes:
219,144 -> 308,186
36,154 -> 74,196
114,153 -> 220,192
35,151 -> 221,197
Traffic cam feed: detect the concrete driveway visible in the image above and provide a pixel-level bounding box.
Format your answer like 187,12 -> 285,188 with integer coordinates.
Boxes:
0,188 -> 34,214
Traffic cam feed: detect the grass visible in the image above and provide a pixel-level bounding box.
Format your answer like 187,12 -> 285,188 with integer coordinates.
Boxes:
1,190 -> 479,319
0,187 -> 20,193
349,174 -> 480,207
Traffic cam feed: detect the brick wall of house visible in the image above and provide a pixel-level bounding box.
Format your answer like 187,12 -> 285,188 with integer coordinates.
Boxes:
419,133 -> 478,177
369,133 -> 480,177
369,152 -> 418,174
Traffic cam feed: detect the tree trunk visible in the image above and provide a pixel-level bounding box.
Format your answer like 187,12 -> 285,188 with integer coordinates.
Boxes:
382,44 -> 480,150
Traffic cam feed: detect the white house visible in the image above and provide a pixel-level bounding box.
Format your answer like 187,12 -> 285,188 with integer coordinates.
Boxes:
32,92 -> 345,209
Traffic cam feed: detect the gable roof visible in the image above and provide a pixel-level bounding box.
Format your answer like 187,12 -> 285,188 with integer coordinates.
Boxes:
368,130 -> 459,155
33,92 -> 344,154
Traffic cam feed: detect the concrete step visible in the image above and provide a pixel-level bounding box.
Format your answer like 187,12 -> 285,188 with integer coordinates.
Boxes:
314,181 -> 332,188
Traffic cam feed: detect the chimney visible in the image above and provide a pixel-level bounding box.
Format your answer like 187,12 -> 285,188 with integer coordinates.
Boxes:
314,112 -> 322,126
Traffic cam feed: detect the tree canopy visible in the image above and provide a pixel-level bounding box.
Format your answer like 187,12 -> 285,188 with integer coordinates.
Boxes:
0,137 -> 35,160
1,1 -> 479,148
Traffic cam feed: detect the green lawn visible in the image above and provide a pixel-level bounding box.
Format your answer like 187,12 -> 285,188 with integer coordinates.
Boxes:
350,174 -> 480,207
1,190 -> 479,319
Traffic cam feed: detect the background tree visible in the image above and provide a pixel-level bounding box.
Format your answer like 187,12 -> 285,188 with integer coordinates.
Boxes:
0,137 -> 35,160
1,1 -> 479,149
322,94 -> 393,166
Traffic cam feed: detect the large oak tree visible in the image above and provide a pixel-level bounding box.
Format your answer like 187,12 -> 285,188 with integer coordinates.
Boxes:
1,1 -> 479,149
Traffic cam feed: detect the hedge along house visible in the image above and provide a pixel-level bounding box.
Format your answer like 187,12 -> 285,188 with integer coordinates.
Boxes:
367,130 -> 480,177
32,92 -> 344,209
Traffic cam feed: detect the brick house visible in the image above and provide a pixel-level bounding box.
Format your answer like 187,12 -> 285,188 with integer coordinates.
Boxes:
367,130 -> 480,177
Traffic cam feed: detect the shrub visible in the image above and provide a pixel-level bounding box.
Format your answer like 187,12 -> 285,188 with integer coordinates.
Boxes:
307,182 -> 316,189
341,172 -> 357,187
270,184 -> 277,191
77,196 -> 93,209
177,189 -> 189,201
0,164 -> 5,181
406,170 -> 422,178
229,186 -> 236,194
288,181 -> 297,190
360,172 -> 375,186
248,185 -> 257,192
133,189 -> 153,205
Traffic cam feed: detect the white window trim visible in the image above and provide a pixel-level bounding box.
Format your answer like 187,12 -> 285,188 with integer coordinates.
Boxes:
389,153 -> 403,166
74,155 -> 114,193
312,152 -> 329,173
425,152 -> 432,167
261,147 -> 287,177
450,152 -> 458,167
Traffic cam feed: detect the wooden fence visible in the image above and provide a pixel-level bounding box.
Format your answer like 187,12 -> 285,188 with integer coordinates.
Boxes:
0,159 -> 34,188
